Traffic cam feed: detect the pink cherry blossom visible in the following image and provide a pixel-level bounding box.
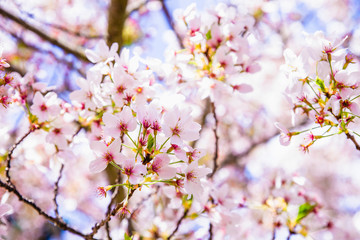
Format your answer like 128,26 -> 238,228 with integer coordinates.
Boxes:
123,158 -> 146,185
0,48 -> 10,69
274,122 -> 292,146
184,161 -> 211,200
89,138 -> 125,173
163,106 -> 201,145
102,106 -> 137,138
30,92 -> 61,122
46,118 -> 76,149
85,40 -> 118,64
136,102 -> 162,131
69,70 -> 103,110
151,153 -> 176,179
109,65 -> 135,106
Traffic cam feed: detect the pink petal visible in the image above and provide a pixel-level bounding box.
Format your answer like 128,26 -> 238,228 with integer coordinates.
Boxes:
89,158 -> 107,173
0,204 -> 12,217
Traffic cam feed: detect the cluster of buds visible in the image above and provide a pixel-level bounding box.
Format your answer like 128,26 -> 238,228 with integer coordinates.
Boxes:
280,31 -> 360,151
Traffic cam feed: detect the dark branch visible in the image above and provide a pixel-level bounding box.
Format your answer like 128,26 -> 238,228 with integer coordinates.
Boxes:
209,102 -> 219,178
53,164 -> 64,220
160,0 -> 184,48
6,128 -> 34,184
220,119 -> 310,168
190,98 -> 211,148
0,179 -> 87,238
346,132 -> 360,151
1,25 -> 86,78
208,222 -> 213,240
0,6 -> 89,62
86,189 -> 135,239
107,0 -> 129,50
167,208 -> 189,240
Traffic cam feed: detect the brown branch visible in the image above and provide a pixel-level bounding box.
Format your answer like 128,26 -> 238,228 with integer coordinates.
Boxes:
160,0 -> 184,48
0,6 -> 89,62
104,170 -> 122,240
86,189 -> 135,239
127,186 -> 159,236
272,227 -> 276,240
209,102 -> 219,178
167,208 -> 189,240
53,164 -> 64,221
125,0 -> 148,19
2,25 -> 86,78
0,179 -> 87,238
220,119 -> 310,168
107,0 -> 129,50
208,222 -> 213,240
346,132 -> 360,151
104,134 -> 125,239
190,98 -> 211,148
6,128 -> 34,184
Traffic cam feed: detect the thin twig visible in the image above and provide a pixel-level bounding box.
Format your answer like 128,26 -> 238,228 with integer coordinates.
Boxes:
6,128 -> 34,184
1,25 -> 86,78
104,173 -> 122,240
190,98 -> 211,148
20,11 -> 103,39
220,119 -> 310,168
160,0 -> 184,48
125,0 -> 149,18
346,132 -> 360,151
208,222 -> 213,240
127,186 -> 159,236
104,134 -> 125,239
287,231 -> 295,240
53,164 -> 64,220
209,102 -> 219,178
167,208 -> 189,240
86,189 -> 135,239
0,179 -> 87,238
272,227 -> 276,240
0,6 -> 89,62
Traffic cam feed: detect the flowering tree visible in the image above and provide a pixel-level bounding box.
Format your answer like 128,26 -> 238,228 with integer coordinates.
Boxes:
1,0 -> 360,239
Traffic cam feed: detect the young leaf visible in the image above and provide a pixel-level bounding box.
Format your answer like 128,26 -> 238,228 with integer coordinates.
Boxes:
124,233 -> 133,240
147,134 -> 154,152
296,203 -> 316,223
206,30 -> 212,40
315,77 -> 326,93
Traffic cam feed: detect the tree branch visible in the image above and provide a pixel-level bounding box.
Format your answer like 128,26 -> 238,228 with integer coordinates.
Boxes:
6,128 -> 34,184
0,179 -> 87,238
53,164 -> 64,221
0,6 -> 89,62
86,189 -> 135,239
107,0 -> 129,50
1,25 -> 86,78
209,102 -> 219,178
220,120 -> 310,168
346,132 -> 360,151
160,0 -> 184,48
167,208 -> 189,240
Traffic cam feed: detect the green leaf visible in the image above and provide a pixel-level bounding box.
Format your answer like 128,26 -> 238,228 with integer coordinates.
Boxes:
315,77 -> 326,93
296,203 -> 316,223
206,30 -> 212,40
147,134 -> 154,152
124,233 -> 133,240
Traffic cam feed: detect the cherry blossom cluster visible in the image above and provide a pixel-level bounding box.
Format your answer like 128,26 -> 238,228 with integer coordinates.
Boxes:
157,3 -> 260,102
70,40 -> 212,205
280,31 -> 360,152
